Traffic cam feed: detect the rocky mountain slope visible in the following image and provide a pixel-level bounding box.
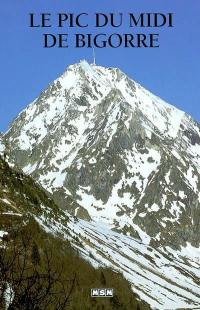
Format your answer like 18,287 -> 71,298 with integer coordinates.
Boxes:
0,134 -> 5,155
2,60 -> 200,308
0,153 -> 200,309
0,154 -> 149,310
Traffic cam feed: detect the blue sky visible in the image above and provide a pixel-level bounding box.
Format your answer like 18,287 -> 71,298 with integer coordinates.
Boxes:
0,0 -> 200,132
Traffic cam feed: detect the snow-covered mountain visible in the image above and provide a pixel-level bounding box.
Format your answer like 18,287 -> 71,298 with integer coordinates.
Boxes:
3,60 -> 200,308
5,60 -> 200,248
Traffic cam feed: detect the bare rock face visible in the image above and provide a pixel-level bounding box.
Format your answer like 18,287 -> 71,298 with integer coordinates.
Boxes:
4,60 -> 200,250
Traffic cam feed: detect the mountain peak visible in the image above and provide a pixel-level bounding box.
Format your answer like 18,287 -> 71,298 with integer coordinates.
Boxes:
63,59 -> 126,89
4,60 -> 200,250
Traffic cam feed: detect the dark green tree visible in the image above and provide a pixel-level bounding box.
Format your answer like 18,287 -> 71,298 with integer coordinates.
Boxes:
31,242 -> 41,266
100,271 -> 106,286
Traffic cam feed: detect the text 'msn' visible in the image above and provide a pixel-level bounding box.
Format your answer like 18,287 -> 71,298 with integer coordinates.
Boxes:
91,288 -> 113,297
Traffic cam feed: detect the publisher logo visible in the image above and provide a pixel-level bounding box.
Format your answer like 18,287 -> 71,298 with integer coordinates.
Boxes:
91,288 -> 113,297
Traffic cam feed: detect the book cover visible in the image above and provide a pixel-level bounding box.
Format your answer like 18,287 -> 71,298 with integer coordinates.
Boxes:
0,1 -> 200,309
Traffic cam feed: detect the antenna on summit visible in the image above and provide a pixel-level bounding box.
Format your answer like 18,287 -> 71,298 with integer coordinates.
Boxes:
92,47 -> 96,65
